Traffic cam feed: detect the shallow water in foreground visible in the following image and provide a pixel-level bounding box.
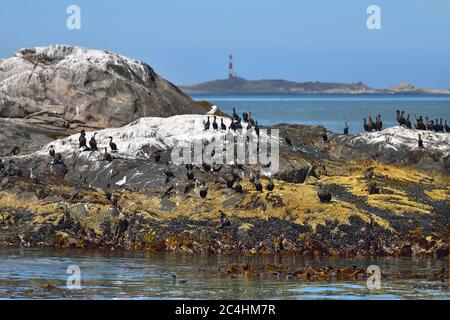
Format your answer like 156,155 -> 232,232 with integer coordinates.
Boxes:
0,248 -> 448,300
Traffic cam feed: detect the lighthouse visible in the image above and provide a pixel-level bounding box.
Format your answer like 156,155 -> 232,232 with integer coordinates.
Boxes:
228,54 -> 234,79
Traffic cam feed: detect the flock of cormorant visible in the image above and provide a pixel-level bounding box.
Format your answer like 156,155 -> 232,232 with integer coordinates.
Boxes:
1,107 -> 448,211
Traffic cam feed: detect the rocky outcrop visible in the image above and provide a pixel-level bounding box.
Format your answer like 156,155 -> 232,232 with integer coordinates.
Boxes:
0,45 -> 206,154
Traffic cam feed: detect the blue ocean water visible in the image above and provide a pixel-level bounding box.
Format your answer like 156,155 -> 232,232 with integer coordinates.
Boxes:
190,94 -> 450,133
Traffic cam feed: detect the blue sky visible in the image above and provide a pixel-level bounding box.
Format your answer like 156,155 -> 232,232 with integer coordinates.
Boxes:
1,0 -> 449,88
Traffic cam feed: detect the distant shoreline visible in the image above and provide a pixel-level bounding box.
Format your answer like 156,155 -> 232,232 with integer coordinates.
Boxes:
180,78 -> 450,96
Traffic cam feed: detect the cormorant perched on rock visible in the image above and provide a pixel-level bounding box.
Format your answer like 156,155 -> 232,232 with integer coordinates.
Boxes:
187,168 -> 195,181
164,162 -> 174,183
396,110 -> 406,126
218,211 -> 231,229
200,181 -> 208,199
367,116 -> 375,131
89,133 -> 98,151
154,150 -> 161,163
285,132 -> 293,147
267,176 -> 275,191
235,179 -> 243,193
367,181 -> 379,195
445,120 -> 450,133
202,162 -> 212,172
235,119 -> 243,130
212,116 -> 218,130
104,148 -> 113,162
204,116 -> 210,131
414,114 -> 426,130
375,114 -> 383,131
321,129 -> 328,142
243,112 -> 249,123
49,145 -> 55,158
343,122 -> 349,135
254,174 -> 263,193
53,153 -> 63,165
29,168 -> 39,184
226,171 -> 235,188
405,114 -> 412,129
79,130 -> 87,149
418,134 -> 424,149
109,137 -> 118,152
425,117 -> 433,131
363,118 -> 369,132
220,118 -> 227,131
108,187 -> 121,210
229,120 -> 236,132
317,184 -> 332,203
10,146 -> 20,156
364,167 -> 375,181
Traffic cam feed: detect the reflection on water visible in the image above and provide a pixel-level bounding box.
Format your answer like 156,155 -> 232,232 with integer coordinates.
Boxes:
0,248 -> 448,300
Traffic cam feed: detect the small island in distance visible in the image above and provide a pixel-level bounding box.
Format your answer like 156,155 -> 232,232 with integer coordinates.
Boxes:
181,77 -> 450,95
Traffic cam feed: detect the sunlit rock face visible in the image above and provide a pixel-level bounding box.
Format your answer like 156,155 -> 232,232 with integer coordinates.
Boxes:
0,45 -> 204,153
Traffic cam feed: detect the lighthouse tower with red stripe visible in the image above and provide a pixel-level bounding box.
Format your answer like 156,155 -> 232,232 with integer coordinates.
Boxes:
228,54 -> 234,79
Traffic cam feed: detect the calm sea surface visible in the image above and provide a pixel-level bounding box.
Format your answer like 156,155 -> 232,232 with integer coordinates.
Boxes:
190,94 -> 450,133
0,248 -> 447,300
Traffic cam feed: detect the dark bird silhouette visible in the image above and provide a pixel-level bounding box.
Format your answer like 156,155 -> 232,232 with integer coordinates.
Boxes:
218,211 -> 231,229
375,114 -> 383,131
104,148 -> 113,162
187,169 -> 195,181
79,130 -> 87,149
418,134 -> 424,149
363,118 -> 370,132
53,153 -> 63,165
254,174 -> 263,193
10,146 -> 20,156
321,129 -> 328,142
89,133 -> 98,151
204,116 -> 211,131
226,172 -> 235,188
425,117 -> 433,131
109,137 -> 118,152
405,114 -> 412,129
396,110 -> 403,126
49,145 -> 55,158
200,181 -> 208,199
220,118 -> 227,131
212,116 -> 218,130
164,162 -> 174,183
285,132 -> 293,147
185,163 -> 194,171
267,176 -> 275,191
367,181 -> 379,195
343,122 -> 349,135
364,167 -> 375,181
444,120 -> 450,133
414,114 -> 426,130
367,116 -> 375,132
243,112 -> 249,123
154,150 -> 161,163
235,179 -> 243,193
104,183 -> 121,210
433,118 -> 440,132
317,185 -> 332,203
